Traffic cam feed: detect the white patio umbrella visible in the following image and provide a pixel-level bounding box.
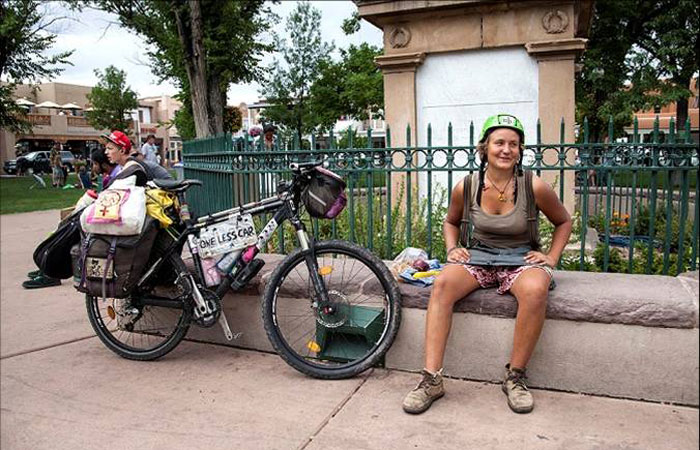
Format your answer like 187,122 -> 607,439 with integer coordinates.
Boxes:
35,100 -> 61,109
15,98 -> 35,107
61,102 -> 82,110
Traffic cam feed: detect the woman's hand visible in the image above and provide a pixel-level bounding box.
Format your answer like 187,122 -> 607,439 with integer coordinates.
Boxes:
447,247 -> 471,264
524,251 -> 556,267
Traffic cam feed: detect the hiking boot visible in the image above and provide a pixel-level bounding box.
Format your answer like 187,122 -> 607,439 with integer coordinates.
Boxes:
27,269 -> 42,279
22,275 -> 61,289
402,369 -> 445,414
502,364 -> 534,413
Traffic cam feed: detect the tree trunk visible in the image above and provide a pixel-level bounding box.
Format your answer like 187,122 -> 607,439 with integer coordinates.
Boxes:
207,71 -> 225,134
175,1 -> 211,138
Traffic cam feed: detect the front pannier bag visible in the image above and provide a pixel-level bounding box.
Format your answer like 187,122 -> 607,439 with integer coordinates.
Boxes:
75,217 -> 158,300
302,167 -> 347,219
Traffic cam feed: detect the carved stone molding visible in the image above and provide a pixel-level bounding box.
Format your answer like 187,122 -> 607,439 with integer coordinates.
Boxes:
389,26 -> 411,48
542,10 -> 569,34
525,38 -> 587,60
375,52 -> 426,74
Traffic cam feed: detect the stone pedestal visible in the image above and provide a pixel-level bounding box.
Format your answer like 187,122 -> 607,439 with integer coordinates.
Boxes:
359,0 -> 594,213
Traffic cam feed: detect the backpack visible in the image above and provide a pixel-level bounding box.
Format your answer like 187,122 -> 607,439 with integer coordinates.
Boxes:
301,167 -> 347,219
459,171 -> 540,250
32,208 -> 84,279
74,217 -> 159,300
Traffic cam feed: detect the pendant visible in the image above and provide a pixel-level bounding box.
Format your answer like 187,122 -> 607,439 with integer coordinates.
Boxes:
498,193 -> 506,202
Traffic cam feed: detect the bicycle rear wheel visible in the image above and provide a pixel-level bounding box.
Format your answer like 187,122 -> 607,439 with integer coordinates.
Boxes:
86,251 -> 192,361
262,240 -> 401,379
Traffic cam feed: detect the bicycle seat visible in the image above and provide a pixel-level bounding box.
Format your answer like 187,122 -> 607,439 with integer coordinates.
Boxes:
151,178 -> 203,192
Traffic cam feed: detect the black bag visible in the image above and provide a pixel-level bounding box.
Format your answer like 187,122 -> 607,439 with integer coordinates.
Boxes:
302,167 -> 347,219
74,217 -> 159,299
32,209 -> 84,279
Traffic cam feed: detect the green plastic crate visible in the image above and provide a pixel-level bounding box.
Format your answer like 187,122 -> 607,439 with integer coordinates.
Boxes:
314,305 -> 385,363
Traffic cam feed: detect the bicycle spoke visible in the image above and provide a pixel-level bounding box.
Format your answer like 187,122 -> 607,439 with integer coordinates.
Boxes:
271,246 -> 393,371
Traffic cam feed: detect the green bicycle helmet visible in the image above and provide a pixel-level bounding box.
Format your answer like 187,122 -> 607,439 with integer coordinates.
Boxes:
479,114 -> 525,143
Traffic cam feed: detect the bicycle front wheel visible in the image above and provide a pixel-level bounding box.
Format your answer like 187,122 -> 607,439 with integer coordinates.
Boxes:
262,240 -> 401,379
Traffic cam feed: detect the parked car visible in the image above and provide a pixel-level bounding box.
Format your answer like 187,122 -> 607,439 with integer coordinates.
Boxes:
3,150 -> 75,175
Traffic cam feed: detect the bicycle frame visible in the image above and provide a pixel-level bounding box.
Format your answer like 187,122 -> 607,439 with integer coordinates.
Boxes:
134,171 -> 331,339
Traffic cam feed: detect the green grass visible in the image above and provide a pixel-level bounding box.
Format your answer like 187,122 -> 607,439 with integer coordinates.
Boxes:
0,174 -> 85,215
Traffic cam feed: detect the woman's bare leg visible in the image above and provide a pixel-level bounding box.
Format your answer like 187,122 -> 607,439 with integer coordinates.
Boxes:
424,265 -> 481,372
507,268 -> 550,369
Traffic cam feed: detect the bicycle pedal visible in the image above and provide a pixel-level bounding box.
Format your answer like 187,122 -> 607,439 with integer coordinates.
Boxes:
230,258 -> 265,291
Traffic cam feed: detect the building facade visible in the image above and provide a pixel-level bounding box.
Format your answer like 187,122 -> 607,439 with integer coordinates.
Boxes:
131,95 -> 184,164
624,77 -> 699,143
238,100 -> 387,148
1,82 -> 182,169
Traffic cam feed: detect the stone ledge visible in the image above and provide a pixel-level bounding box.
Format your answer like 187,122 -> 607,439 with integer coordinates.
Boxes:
400,270 -> 699,329
188,254 -> 699,329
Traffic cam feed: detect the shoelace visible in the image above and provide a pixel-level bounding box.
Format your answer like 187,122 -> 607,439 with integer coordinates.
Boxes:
416,372 -> 439,390
508,372 -> 529,391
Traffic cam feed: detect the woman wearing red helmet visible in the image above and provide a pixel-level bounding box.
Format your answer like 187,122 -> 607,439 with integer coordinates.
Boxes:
402,114 -> 572,415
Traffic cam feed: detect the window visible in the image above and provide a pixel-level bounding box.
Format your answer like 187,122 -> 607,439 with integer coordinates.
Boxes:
138,110 -> 144,123
653,105 -> 661,114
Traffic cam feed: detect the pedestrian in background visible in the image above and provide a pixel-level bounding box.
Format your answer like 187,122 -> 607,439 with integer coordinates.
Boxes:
50,142 -> 65,187
140,134 -> 159,165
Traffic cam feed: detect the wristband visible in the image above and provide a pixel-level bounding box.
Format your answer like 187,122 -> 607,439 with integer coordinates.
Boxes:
446,246 -> 459,255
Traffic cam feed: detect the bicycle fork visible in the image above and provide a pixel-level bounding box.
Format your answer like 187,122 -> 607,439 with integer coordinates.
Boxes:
293,221 -> 331,308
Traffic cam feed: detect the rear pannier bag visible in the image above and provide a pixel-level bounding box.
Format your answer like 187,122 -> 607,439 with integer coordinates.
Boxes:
74,217 -> 158,299
302,167 -> 347,219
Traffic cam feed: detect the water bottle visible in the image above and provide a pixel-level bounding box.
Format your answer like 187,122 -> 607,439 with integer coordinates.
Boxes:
216,249 -> 242,273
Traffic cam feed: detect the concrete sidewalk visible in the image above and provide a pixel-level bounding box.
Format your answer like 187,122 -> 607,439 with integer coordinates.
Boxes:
1,210 -> 698,450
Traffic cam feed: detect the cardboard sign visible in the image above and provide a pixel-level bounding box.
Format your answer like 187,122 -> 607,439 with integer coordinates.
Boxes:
194,214 -> 256,258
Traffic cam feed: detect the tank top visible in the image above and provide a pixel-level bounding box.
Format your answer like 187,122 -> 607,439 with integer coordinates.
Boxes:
468,173 -> 534,249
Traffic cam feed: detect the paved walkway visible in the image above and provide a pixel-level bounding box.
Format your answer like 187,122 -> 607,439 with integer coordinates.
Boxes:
1,210 -> 698,450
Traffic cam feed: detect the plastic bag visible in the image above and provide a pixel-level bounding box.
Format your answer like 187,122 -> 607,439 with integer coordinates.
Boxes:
398,259 -> 443,286
80,176 -> 146,236
390,247 -> 428,282
75,190 -> 97,210
145,188 -> 176,227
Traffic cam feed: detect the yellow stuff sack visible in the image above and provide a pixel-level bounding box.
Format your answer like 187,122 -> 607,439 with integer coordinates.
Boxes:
145,188 -> 177,227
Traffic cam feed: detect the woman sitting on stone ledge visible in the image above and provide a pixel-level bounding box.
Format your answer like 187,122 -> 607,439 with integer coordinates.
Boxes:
402,114 -> 572,415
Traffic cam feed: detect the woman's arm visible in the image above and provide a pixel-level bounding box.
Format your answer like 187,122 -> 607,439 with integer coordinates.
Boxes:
444,179 -> 471,263
526,175 -> 572,266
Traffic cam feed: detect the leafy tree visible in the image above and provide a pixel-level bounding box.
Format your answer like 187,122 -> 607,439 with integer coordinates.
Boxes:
224,105 -> 242,133
576,0 -> 699,141
341,10 -> 360,35
0,0 -> 73,132
633,0 -> 699,131
172,90 -> 196,140
94,0 -> 275,138
85,65 -> 138,132
260,2 -> 333,141
308,43 -> 383,133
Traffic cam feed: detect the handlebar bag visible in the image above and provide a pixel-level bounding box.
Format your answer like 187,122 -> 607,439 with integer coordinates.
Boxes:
302,167 -> 347,219
74,217 -> 158,299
